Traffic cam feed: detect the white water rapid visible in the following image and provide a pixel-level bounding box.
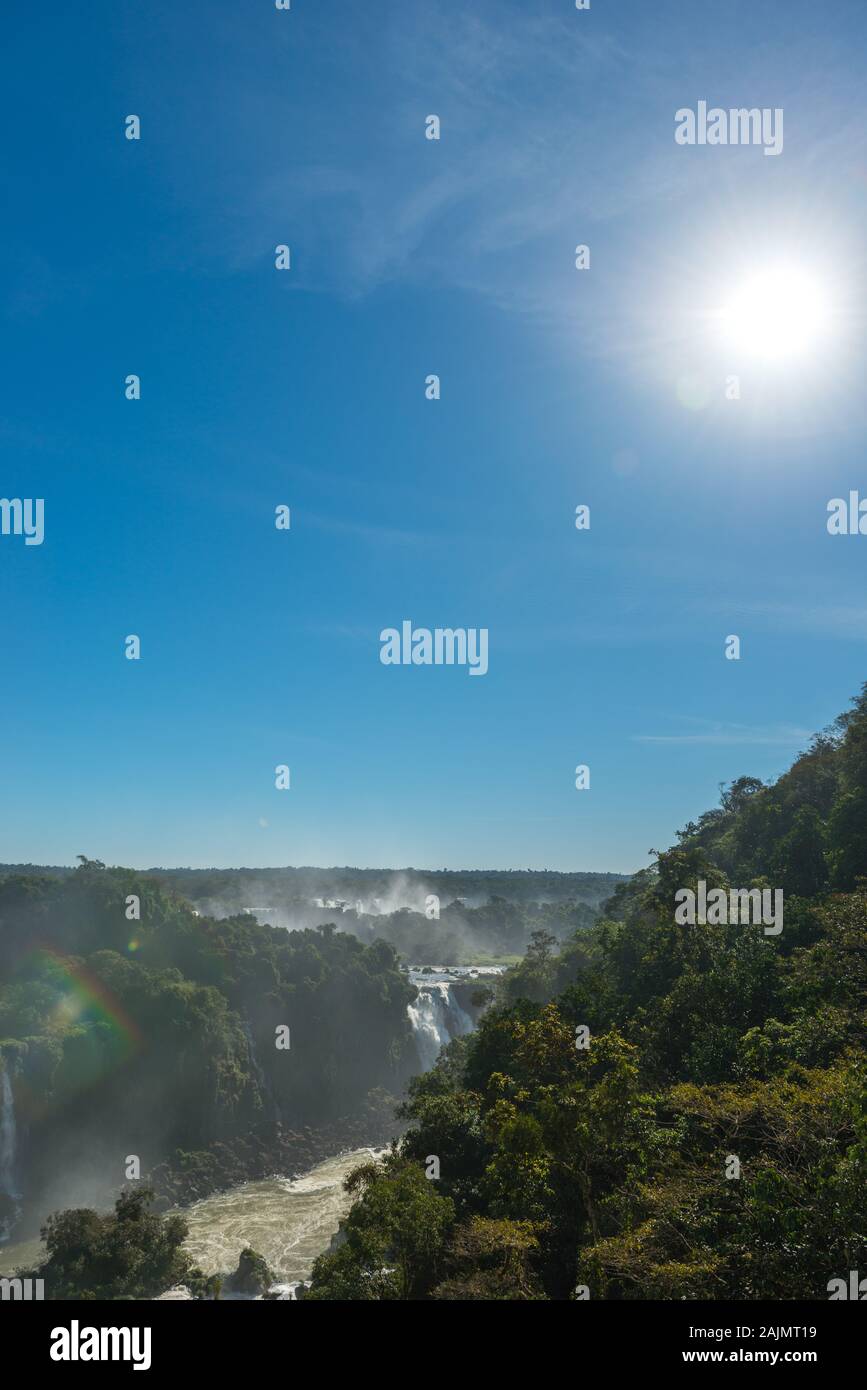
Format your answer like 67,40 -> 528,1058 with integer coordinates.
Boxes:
170,1146 -> 381,1297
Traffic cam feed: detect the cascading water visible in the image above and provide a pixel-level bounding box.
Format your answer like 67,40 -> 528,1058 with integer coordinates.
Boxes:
0,1065 -> 19,1240
241,1020 -> 277,1120
407,980 -> 475,1071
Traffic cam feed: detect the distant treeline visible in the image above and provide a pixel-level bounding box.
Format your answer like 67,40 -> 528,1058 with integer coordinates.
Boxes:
0,865 -> 625,910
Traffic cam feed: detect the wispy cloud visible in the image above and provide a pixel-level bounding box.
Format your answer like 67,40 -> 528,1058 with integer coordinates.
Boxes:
304,511 -> 433,548
726,600 -> 867,641
221,6 -> 659,320
220,4 -> 867,340
632,717 -> 812,747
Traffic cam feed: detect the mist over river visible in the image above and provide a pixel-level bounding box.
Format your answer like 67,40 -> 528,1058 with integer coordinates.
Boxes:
0,1148 -> 379,1295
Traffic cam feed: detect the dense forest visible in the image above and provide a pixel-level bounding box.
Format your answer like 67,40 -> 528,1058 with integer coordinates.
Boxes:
0,864 -> 416,1238
305,688 -> 867,1300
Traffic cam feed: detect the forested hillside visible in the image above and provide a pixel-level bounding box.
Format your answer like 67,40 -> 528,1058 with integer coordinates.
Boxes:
306,689 -> 867,1300
0,863 -> 415,1236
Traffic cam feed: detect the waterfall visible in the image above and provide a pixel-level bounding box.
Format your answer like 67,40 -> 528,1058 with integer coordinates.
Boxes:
241,1021 -> 277,1120
0,1065 -> 17,1199
407,982 -> 475,1071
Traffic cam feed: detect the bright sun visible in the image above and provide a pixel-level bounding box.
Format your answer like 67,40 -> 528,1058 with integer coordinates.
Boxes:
717,265 -> 831,362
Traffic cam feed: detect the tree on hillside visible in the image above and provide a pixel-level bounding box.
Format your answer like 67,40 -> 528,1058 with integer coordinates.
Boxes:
33,1188 -> 196,1300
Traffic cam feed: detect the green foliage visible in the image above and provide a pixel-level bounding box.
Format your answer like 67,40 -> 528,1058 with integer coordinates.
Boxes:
431,1216 -> 544,1299
32,1188 -> 194,1300
305,1158 -> 455,1299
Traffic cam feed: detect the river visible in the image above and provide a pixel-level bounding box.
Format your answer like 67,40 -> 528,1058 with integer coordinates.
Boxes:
173,1146 -> 378,1295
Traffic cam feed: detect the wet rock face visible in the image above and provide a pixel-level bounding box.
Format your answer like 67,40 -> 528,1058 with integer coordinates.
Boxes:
0,1065 -> 18,1199
225,1247 -> 273,1297
150,1099 -> 403,1210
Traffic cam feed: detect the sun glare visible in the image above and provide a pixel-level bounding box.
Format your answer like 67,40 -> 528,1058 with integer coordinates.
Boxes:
717,265 -> 831,363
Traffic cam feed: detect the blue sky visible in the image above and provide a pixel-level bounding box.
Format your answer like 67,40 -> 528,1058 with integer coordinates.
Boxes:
2,0 -> 867,873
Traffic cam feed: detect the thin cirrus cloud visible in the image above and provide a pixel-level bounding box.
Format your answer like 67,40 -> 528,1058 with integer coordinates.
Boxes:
733,601 -> 867,641
632,718 -> 813,747
201,2 -> 867,407
220,9 -> 662,307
